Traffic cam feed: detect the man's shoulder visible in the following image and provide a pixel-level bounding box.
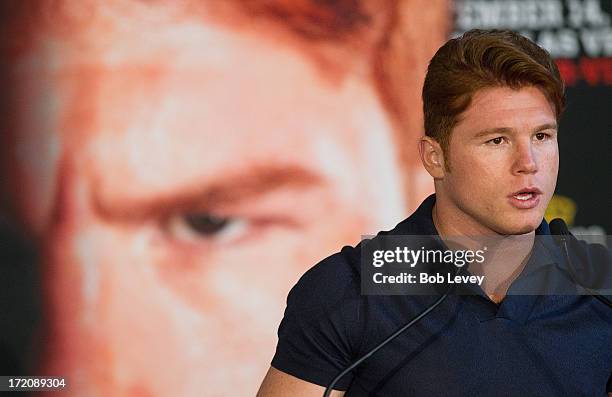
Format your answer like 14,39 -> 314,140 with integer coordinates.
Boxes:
566,236 -> 612,292
293,195 -> 437,293
289,244 -> 362,307
293,206 -> 433,293
273,211 -> 439,389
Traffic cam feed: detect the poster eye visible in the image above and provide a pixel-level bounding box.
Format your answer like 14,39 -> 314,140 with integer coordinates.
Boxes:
165,213 -> 247,243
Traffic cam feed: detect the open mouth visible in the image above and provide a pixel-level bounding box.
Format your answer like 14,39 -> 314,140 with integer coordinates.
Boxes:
508,188 -> 542,208
513,192 -> 536,201
510,188 -> 542,199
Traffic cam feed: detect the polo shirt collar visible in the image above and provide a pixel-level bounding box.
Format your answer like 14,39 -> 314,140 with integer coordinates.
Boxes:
399,194 -> 560,324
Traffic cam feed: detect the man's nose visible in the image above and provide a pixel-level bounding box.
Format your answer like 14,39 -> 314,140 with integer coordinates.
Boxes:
512,140 -> 538,175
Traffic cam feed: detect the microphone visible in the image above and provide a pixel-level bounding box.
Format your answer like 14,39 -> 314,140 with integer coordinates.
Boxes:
549,218 -> 612,309
548,218 -> 570,238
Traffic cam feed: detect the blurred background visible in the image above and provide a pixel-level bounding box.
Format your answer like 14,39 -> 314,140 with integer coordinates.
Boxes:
0,1 -> 609,396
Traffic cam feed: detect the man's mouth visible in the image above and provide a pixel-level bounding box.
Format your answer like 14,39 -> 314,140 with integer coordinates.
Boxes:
510,187 -> 542,198
513,192 -> 535,201
508,188 -> 543,209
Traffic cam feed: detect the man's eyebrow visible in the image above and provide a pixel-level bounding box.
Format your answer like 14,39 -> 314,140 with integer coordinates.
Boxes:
533,122 -> 558,132
472,127 -> 513,139
94,165 -> 324,220
472,123 -> 558,139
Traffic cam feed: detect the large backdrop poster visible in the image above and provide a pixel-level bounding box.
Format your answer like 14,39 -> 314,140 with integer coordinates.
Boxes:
0,1 -> 609,396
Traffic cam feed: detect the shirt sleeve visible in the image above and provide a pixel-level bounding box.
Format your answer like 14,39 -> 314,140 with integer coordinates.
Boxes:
271,248 -> 364,391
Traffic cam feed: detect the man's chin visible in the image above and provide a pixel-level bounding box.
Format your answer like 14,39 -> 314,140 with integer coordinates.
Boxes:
509,225 -> 538,235
495,218 -> 542,235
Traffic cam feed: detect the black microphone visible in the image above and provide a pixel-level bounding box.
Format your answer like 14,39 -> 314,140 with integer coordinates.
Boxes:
549,218 -> 612,309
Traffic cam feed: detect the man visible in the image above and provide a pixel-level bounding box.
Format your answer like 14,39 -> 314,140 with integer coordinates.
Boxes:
258,30 -> 612,395
0,1 -> 447,395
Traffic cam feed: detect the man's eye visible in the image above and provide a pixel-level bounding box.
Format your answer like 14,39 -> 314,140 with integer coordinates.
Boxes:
164,213 -> 247,243
488,137 -> 505,145
535,132 -> 549,141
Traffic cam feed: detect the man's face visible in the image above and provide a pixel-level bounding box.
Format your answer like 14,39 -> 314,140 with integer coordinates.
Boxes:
10,15 -> 409,397
438,86 -> 559,235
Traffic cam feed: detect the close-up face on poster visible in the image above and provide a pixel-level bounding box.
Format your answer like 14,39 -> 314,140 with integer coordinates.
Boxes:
0,1 -> 610,396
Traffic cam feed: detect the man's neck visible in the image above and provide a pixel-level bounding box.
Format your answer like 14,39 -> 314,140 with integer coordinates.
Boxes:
431,202 -> 535,304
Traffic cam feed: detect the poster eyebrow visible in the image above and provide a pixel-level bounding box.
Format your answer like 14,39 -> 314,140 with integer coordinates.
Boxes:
93,164 -> 325,220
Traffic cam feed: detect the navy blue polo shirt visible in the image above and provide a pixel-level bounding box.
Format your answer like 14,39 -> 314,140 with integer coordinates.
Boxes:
271,195 -> 612,396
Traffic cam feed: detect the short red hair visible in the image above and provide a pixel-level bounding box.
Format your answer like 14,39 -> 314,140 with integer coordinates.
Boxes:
423,29 -> 566,166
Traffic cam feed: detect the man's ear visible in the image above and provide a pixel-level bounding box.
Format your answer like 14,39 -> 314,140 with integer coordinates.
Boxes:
419,136 -> 446,179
